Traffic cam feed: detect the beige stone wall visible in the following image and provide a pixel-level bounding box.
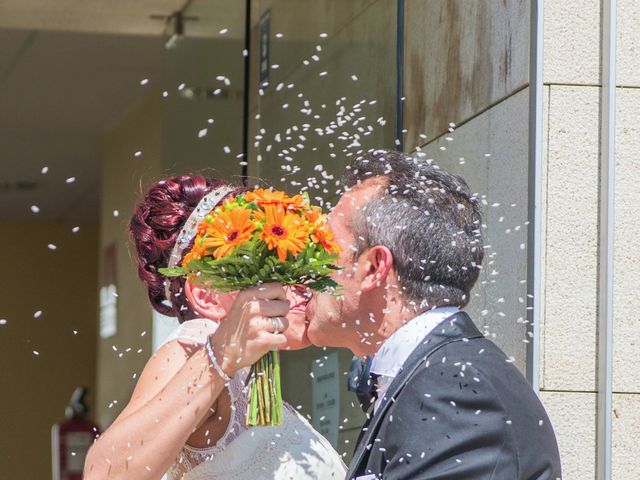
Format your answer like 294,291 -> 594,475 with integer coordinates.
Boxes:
541,1 -> 640,479
0,221 -> 98,478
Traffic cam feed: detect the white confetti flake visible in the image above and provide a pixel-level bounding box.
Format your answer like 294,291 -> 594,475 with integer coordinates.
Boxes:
319,32 -> 328,38
0,319 -> 7,325
275,32 -> 284,38
33,350 -> 40,356
34,310 -> 43,318
41,166 -> 49,174
65,177 -> 76,184
219,28 -> 228,35
30,205 -> 40,213
72,226 -> 80,233
162,91 -> 169,97
113,210 -> 119,217
140,78 -> 149,86
47,244 -> 57,251
134,150 -> 142,157
198,128 -> 208,138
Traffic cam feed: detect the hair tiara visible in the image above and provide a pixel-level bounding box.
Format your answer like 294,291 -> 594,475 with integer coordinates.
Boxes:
164,185 -> 235,301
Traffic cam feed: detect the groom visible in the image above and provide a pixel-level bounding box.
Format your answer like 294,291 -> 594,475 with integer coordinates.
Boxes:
306,149 -> 561,479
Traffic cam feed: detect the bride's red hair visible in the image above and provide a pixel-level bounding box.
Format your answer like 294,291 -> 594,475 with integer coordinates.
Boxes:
129,174 -> 244,321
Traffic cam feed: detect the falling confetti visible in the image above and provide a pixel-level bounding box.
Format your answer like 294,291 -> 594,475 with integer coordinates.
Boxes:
41,166 -> 49,174
134,150 -> 142,157
30,205 -> 40,213
34,310 -> 42,318
72,226 -> 80,233
47,244 -> 57,251
140,78 -> 149,86
198,128 -> 208,138
65,177 -> 76,184
0,319 -> 7,325
113,210 -> 119,217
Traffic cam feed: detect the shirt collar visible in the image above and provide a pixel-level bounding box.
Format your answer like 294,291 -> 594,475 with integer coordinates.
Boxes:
370,306 -> 460,378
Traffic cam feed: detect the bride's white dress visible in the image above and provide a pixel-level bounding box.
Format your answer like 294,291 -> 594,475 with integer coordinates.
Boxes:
161,319 -> 347,480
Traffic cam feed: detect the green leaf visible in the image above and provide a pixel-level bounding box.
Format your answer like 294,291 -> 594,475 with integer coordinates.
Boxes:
158,266 -> 188,277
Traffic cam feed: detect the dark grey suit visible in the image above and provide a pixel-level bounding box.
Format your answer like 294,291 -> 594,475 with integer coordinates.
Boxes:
347,311 -> 561,479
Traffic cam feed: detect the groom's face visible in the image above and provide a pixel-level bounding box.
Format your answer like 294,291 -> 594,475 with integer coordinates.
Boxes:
306,180 -> 385,353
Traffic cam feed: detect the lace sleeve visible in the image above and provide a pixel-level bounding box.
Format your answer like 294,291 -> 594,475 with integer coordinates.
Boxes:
160,318 -> 219,347
163,319 -> 251,479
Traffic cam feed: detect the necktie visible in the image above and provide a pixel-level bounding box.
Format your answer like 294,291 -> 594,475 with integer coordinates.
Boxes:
347,355 -> 379,412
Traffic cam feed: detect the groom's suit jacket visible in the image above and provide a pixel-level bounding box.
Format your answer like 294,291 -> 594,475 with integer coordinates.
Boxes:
347,311 -> 561,480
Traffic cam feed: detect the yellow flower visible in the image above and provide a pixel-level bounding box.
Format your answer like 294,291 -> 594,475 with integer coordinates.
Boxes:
260,205 -> 309,262
200,207 -> 254,259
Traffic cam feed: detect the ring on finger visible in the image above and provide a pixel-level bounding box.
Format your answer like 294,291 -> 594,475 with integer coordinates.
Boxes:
270,316 -> 282,334
273,316 -> 286,334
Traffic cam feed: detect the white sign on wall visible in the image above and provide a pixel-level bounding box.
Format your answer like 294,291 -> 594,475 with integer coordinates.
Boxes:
311,352 -> 340,447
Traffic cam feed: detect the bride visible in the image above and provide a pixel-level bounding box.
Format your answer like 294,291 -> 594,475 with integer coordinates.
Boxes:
84,174 -> 347,479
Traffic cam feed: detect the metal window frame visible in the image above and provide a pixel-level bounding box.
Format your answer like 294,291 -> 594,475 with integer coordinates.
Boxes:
526,0 -> 544,393
598,1 -> 616,479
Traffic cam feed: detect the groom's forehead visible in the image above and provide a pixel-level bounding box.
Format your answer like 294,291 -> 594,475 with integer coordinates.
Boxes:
338,177 -> 388,211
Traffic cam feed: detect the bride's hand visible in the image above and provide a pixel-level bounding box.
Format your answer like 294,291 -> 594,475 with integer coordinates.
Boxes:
209,282 -> 289,376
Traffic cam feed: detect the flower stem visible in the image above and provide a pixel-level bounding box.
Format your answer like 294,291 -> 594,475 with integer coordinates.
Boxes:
246,351 -> 284,427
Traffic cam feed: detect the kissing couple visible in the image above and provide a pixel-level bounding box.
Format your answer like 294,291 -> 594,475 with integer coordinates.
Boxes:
85,149 -> 561,479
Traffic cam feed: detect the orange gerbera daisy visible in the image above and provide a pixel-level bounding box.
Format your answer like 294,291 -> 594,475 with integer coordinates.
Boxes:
200,207 -> 254,259
260,205 -> 309,262
304,205 -> 324,225
245,188 -> 306,211
311,223 -> 341,254
182,241 -> 206,266
304,206 -> 339,253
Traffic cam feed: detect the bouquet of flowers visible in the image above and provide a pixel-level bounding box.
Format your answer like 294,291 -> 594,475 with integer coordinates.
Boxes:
160,188 -> 340,426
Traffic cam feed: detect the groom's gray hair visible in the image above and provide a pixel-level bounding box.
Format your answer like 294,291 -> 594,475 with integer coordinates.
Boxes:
342,149 -> 484,308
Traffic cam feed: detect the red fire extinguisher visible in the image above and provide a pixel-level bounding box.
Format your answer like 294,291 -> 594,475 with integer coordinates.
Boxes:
52,387 -> 101,480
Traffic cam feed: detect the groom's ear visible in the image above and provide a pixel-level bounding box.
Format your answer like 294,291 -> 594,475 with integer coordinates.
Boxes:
359,245 -> 394,293
184,279 -> 231,321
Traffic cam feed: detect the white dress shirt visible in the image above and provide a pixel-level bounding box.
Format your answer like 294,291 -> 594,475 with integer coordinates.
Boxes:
369,306 -> 460,411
